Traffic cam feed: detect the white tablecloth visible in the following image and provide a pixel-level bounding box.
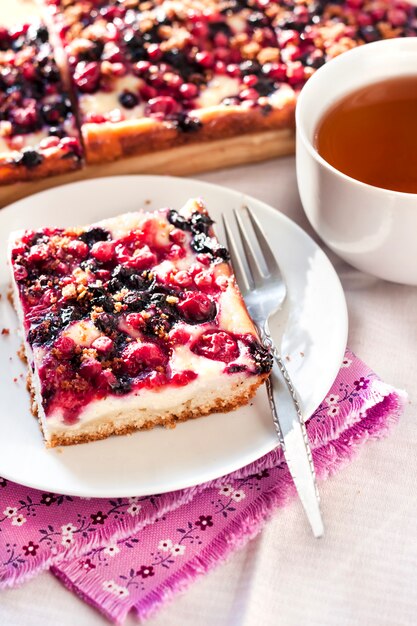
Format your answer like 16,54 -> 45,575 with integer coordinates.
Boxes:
1,158 -> 416,626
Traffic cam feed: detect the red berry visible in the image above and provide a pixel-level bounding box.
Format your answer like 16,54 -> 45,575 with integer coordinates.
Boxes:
192,22 -> 209,38
287,62 -> 305,85
126,313 -> 144,329
215,60 -> 227,74
95,269 -> 111,281
387,8 -> 408,26
191,330 -> 239,363
10,99 -> 39,130
194,270 -> 214,289
147,43 -> 162,61
124,244 -> 157,269
86,113 -> 106,124
66,239 -> 88,258
196,51 -> 214,68
168,327 -> 191,345
179,82 -> 198,99
99,369 -> 117,388
240,88 -> 258,101
28,243 -> 49,264
102,43 -> 123,63
174,270 -> 192,287
60,137 -> 82,157
54,336 -> 75,358
22,63 -> 36,81
145,96 -> 180,119
122,341 -> 167,376
214,33 -> 229,48
169,228 -> 186,244
177,291 -> 216,323
168,244 -> 185,260
243,74 -> 258,87
171,370 -> 198,386
92,336 -> 113,354
74,61 -> 101,93
134,60 -> 151,74
226,63 -> 240,77
140,84 -> 158,101
80,358 -> 102,381
91,240 -> 115,262
165,73 -> 183,89
14,264 -> 28,281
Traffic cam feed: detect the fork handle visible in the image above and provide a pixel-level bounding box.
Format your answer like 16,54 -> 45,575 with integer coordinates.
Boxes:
259,327 -> 324,538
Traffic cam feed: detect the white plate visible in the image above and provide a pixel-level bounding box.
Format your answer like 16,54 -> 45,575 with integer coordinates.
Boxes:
0,176 -> 348,497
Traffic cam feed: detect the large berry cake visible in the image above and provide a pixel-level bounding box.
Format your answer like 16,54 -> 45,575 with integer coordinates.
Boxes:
0,1 -> 415,181
9,199 -> 272,447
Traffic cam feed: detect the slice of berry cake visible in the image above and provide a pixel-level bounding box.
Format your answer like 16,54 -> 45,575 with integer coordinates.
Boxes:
9,199 -> 272,447
0,21 -> 82,184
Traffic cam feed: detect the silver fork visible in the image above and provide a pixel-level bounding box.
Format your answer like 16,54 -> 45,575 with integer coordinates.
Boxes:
222,207 -> 324,538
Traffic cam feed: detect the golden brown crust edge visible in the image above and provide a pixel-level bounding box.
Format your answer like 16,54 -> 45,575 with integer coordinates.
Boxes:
83,102 -> 295,164
0,148 -> 82,186
28,372 -> 268,448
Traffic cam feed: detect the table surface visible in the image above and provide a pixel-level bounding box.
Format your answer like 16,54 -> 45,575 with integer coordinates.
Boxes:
1,157 -> 416,626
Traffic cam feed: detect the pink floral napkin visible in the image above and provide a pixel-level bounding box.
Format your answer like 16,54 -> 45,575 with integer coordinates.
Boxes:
0,350 -> 406,624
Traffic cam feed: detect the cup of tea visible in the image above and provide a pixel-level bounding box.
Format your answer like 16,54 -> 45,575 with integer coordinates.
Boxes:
296,38 -> 417,285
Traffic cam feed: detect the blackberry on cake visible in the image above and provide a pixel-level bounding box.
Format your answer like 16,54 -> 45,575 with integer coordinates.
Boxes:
9,198 -> 272,447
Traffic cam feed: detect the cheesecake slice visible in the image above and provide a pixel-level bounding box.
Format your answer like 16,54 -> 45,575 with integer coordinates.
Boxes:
9,199 -> 272,447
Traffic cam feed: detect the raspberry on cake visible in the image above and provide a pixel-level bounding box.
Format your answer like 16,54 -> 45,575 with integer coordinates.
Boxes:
0,21 -> 83,184
9,199 -> 272,447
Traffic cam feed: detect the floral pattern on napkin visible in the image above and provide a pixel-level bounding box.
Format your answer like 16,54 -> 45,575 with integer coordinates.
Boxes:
0,350 -> 406,624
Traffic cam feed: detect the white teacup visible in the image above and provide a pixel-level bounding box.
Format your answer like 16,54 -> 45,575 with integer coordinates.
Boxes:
296,38 -> 417,285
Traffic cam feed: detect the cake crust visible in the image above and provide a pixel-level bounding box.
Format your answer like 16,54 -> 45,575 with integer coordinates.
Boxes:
83,100 -> 295,164
27,371 -> 267,447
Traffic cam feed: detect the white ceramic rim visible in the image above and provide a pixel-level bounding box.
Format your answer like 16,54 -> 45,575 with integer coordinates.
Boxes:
296,37 -> 417,199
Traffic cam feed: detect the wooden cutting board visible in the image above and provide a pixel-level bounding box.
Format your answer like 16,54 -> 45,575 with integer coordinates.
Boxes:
0,0 -> 295,208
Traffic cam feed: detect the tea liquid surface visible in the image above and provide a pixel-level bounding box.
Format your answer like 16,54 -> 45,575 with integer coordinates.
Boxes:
315,76 -> 417,194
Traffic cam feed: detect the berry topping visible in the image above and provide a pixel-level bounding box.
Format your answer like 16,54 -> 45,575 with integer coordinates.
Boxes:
91,240 -> 115,263
191,330 -> 239,363
13,204 -> 272,424
121,341 -> 168,376
145,96 -> 181,119
79,227 -> 111,247
53,335 -> 75,358
177,291 -> 216,324
27,243 -> 49,263
119,90 -> 139,109
79,358 -> 102,381
17,148 -> 44,169
74,61 -> 101,93
92,336 -> 114,354
171,370 -> 198,386
66,240 -> 89,259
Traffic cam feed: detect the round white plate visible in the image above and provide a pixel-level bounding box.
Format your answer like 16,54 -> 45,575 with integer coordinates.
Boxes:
0,176 -> 348,497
